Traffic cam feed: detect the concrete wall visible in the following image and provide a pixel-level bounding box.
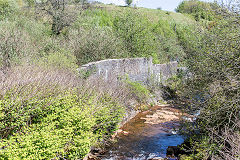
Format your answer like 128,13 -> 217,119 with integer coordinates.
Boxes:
78,57 -> 178,84
152,62 -> 178,83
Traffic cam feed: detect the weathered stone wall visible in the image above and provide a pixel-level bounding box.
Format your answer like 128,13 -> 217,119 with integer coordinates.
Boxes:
78,57 -> 178,84
152,62 -> 178,83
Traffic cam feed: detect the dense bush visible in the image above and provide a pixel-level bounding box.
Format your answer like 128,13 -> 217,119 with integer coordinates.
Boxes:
67,8 -> 186,64
0,20 -> 34,68
0,66 -> 124,159
124,77 -> 150,104
0,0 -> 18,20
69,26 -> 126,65
177,2 -> 240,159
0,90 -> 123,159
176,0 -> 218,21
37,51 -> 78,71
113,11 -> 159,62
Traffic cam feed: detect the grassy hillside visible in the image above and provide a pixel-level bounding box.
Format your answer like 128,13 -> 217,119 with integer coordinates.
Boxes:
0,1 -> 199,69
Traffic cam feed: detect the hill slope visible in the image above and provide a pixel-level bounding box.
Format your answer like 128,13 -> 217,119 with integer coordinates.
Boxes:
0,2 -> 199,69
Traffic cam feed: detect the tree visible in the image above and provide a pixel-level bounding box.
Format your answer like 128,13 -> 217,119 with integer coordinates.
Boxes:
36,0 -> 73,35
175,0 -> 217,21
125,0 -> 132,6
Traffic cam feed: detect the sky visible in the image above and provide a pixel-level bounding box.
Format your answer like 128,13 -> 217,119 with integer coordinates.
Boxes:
93,0 -> 214,11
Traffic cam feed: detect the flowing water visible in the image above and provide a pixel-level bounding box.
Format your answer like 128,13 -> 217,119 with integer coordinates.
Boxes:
101,105 -> 186,160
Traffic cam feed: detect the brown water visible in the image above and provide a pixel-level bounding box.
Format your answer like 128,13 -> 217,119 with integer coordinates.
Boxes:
101,106 -> 186,160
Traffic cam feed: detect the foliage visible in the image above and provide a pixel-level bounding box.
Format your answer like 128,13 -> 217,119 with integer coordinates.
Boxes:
0,67 -> 124,159
37,51 -> 78,71
179,135 -> 220,160
124,77 -> 150,104
35,0 -> 79,35
0,3 -> 209,159
72,8 -> 186,64
175,24 -> 203,66
125,0 -> 132,6
0,91 -> 123,159
70,26 -> 126,65
166,72 -> 184,91
0,2 -> 194,68
113,11 -> 159,62
0,0 -> 18,20
0,20 -> 34,69
178,1 -> 240,159
175,0 -> 218,21
69,8 -> 187,64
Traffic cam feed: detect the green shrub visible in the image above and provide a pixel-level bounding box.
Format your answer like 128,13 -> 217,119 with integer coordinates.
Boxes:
70,26 -> 126,65
156,36 -> 185,63
73,9 -> 113,29
113,11 -> 158,62
37,51 -> 78,71
0,0 -> 18,20
88,9 -> 114,28
0,90 -> 123,159
67,6 -> 189,64
175,24 -> 203,63
0,20 -> 34,68
152,18 -> 175,38
176,0 -> 218,21
179,135 -> 220,160
179,5 -> 240,159
0,67 -> 124,159
124,77 -> 150,104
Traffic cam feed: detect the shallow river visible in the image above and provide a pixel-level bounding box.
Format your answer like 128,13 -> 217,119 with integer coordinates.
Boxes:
101,105 -> 186,160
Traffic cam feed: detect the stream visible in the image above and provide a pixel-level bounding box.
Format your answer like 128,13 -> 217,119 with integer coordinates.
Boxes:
101,105 -> 188,160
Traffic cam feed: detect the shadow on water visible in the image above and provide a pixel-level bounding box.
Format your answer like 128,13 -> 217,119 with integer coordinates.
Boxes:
102,106 -> 186,160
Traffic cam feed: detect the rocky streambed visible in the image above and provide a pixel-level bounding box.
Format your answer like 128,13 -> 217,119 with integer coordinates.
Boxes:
86,105 -> 194,160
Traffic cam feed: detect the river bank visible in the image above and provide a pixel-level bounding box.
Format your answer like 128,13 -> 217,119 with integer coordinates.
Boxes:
84,104 -> 193,160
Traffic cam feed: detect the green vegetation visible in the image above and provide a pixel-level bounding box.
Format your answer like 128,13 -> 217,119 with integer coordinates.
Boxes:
1,90 -> 123,159
174,1 -> 240,159
125,0 -> 132,6
0,66 -> 126,159
0,0 -> 238,159
0,2 -> 193,157
0,1 -> 193,68
0,0 -> 18,20
176,0 -> 219,21
124,77 -> 150,104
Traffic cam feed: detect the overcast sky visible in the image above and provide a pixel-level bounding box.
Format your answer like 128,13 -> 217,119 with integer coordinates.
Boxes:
94,0 -> 214,11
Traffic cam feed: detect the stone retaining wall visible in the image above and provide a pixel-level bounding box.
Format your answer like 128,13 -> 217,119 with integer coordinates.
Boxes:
78,57 -> 178,84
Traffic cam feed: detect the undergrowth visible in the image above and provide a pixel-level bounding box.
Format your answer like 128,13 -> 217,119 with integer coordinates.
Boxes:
0,66 -> 125,159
